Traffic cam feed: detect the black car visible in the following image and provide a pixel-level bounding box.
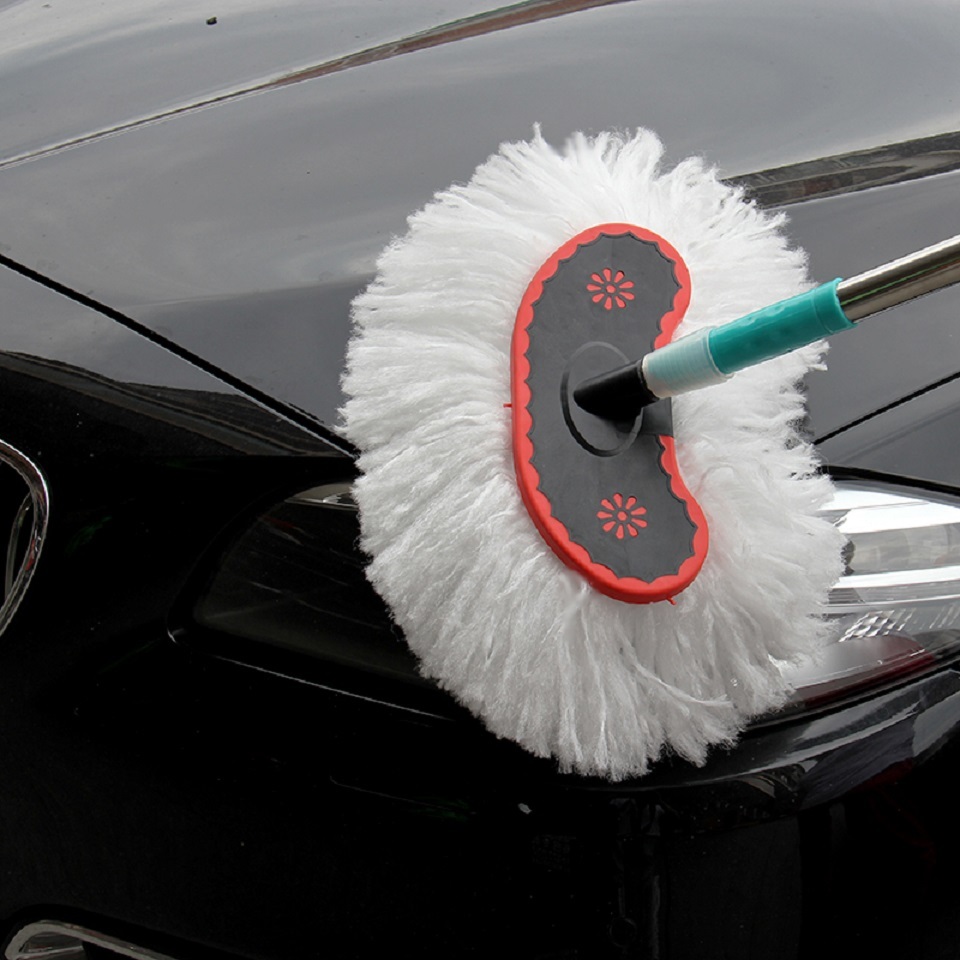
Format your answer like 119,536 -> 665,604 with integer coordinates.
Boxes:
2,1 -> 960,957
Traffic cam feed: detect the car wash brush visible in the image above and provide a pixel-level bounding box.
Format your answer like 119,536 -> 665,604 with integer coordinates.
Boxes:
341,129 -> 847,780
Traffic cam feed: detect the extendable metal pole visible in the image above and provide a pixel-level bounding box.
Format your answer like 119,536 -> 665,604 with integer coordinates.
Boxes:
837,234 -> 960,322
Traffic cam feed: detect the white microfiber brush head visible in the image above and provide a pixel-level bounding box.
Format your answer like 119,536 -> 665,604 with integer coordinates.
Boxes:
341,129 -> 845,780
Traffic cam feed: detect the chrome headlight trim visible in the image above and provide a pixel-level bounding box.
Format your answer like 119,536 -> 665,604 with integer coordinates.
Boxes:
0,437 -> 48,638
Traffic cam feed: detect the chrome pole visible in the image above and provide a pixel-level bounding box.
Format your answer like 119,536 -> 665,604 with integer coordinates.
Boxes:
837,233 -> 960,322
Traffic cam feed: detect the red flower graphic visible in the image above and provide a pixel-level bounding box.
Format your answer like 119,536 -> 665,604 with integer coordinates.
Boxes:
597,494 -> 648,539
587,268 -> 635,310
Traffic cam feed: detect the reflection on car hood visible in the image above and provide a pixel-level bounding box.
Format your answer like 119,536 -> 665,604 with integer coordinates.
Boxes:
0,0 -> 511,165
1,0 -> 959,466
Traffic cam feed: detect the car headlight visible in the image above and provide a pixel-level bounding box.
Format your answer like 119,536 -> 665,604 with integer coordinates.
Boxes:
190,479 -> 960,713
189,482 -> 430,687
781,481 -> 960,709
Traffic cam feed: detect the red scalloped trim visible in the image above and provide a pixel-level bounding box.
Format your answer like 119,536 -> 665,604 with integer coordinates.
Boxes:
511,223 -> 707,604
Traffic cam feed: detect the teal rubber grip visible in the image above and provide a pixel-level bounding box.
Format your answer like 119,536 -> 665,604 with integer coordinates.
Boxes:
708,279 -> 851,376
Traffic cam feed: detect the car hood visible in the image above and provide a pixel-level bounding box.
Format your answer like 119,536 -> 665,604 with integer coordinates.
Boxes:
2,0 -> 960,469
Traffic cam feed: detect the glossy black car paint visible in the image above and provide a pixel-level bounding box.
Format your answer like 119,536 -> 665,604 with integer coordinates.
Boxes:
2,1 -> 960,958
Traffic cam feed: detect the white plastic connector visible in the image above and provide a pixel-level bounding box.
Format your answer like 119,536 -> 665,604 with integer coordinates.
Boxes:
640,329 -> 727,398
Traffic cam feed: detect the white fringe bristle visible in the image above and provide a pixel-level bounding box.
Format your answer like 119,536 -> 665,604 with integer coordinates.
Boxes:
340,129 -> 844,780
